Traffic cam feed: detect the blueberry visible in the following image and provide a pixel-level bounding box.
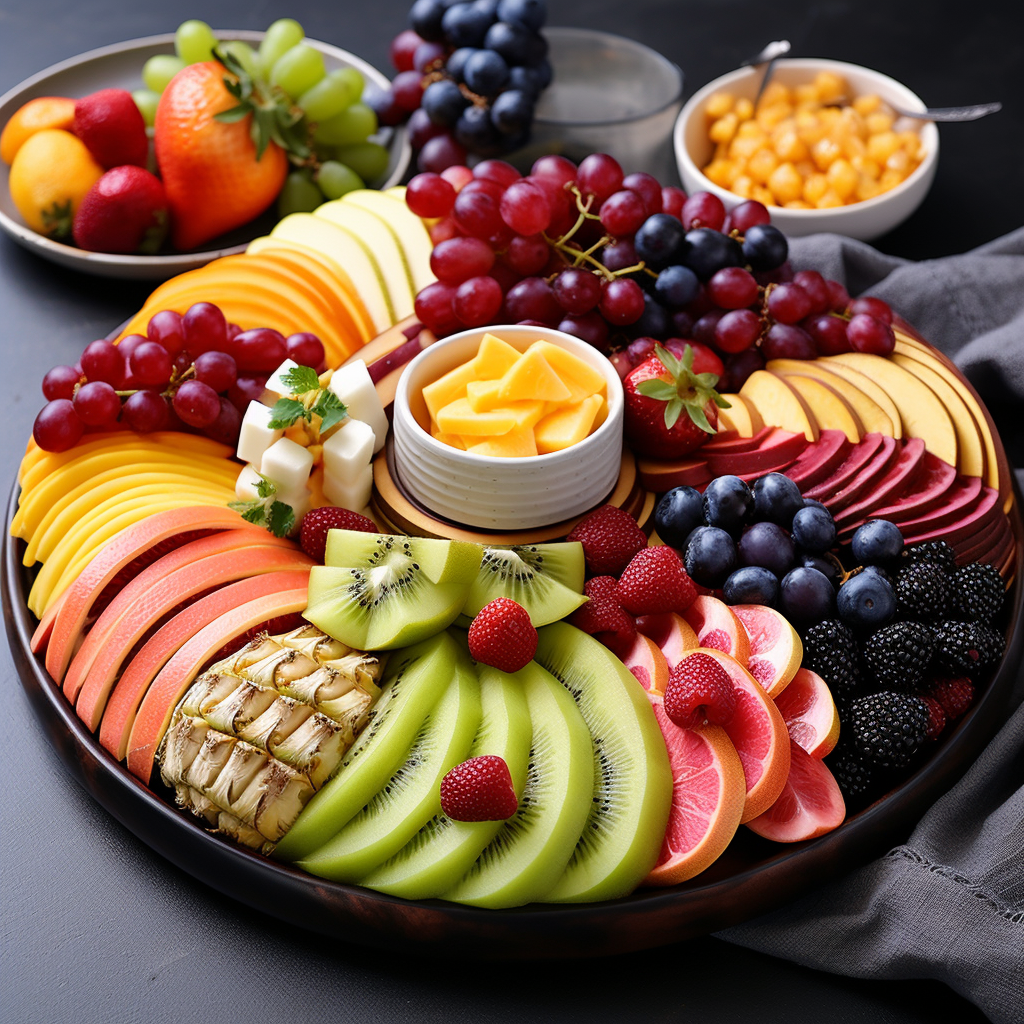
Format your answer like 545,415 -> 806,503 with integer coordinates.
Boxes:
752,472 -> 805,527
484,20 -> 536,64
702,475 -> 753,535
799,551 -> 843,590
683,227 -> 743,280
737,521 -> 796,578
780,567 -> 836,627
442,2 -> 494,47
410,0 -> 449,41
634,214 -> 688,270
454,104 -> 503,154
628,294 -> 672,340
723,566 -> 779,606
422,79 -> 469,127
490,89 -> 533,134
741,223 -> 788,272
446,46 -> 476,82
653,486 -> 705,548
684,526 -> 737,588
851,519 -> 904,566
803,497 -> 829,512
463,48 -> 509,97
837,571 -> 897,631
791,504 -> 837,554
497,0 -> 547,31
654,264 -> 700,309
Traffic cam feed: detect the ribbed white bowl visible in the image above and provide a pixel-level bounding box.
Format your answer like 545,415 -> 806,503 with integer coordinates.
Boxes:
392,325 -> 624,530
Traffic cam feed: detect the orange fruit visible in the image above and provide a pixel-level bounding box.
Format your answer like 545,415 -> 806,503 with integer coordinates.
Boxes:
682,595 -> 751,667
8,128 -> 104,238
773,666 -> 841,759
696,648 -> 792,823
644,695 -> 746,886
0,96 -> 75,164
730,604 -> 803,698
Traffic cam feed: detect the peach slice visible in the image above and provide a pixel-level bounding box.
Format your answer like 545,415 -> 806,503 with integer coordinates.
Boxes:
696,648 -> 792,823
832,437 -> 927,529
620,633 -> 670,693
739,371 -> 819,442
803,432 -> 885,503
98,570 -> 310,761
781,429 -> 851,491
772,667 -> 840,759
682,596 -> 751,668
703,427 -> 808,479
71,543 -> 314,727
634,612 -> 699,670
728,605 -> 802,698
125,586 -> 311,783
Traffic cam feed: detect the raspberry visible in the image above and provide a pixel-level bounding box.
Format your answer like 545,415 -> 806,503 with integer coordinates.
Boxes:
848,691 -> 930,770
467,598 -> 538,673
924,675 -> 976,720
440,755 -> 518,822
616,546 -> 697,615
663,651 -> 737,728
569,576 -> 637,657
949,562 -> 1005,624
299,506 -> 379,562
566,504 -> 647,577
918,695 -> 947,741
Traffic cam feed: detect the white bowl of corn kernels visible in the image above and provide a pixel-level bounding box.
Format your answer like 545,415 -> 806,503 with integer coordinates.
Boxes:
673,58 -> 939,240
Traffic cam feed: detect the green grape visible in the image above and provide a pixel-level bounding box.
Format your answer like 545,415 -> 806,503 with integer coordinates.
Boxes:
316,161 -> 365,200
278,171 -> 325,216
297,68 -> 361,123
271,43 -> 326,99
218,40 -> 260,80
333,67 -> 364,103
132,88 -> 160,127
332,142 -> 390,184
175,19 -> 218,64
313,102 -> 377,145
142,54 -> 186,93
258,19 -> 305,77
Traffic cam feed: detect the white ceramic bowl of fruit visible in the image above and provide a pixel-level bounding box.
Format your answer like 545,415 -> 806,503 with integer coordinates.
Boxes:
392,324 -> 624,531
673,58 -> 939,241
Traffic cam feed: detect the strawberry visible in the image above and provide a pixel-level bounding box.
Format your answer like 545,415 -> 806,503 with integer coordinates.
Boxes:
73,88 -> 148,169
616,546 -> 697,615
72,166 -> 169,254
663,651 -> 737,728
624,343 -> 729,459
299,507 -> 379,562
569,575 -> 637,657
155,53 -> 303,250
566,504 -> 647,577
924,675 -> 975,720
467,598 -> 538,673
440,755 -> 519,822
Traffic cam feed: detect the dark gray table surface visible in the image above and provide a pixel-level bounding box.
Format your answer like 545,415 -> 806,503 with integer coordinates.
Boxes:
2,2 -> 1020,1022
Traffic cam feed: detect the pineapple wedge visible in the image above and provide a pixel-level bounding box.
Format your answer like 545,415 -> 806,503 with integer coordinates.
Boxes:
157,625 -> 385,854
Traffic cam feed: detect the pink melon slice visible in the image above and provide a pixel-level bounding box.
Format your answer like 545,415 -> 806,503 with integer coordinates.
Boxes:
125,586 -> 311,782
682,596 -> 751,667
72,544 -> 315,728
98,570 -> 311,761
832,437 -> 926,527
703,428 -> 807,479
635,612 -> 700,669
803,433 -> 885,502
621,633 -> 670,693
729,605 -> 802,698
745,740 -> 846,842
898,484 -> 1000,546
859,452 -> 959,524
702,426 -> 773,455
697,648 -> 792,823
638,457 -> 711,493
30,589 -> 67,655
772,667 -> 840,759
781,430 -> 851,490
823,435 -> 901,513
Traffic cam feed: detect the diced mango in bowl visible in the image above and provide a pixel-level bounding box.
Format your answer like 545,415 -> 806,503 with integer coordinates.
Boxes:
422,333 -> 608,457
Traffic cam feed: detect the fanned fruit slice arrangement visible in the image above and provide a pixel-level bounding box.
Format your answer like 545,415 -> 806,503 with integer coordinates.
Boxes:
10,99 -> 1017,917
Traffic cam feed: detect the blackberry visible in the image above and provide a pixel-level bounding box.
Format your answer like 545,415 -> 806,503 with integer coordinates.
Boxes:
932,620 -> 1005,676
848,691 -> 931,770
894,561 -> 950,621
861,621 -> 935,692
902,540 -> 957,576
950,563 -> 1005,624
802,619 -> 860,695
826,739 -> 875,801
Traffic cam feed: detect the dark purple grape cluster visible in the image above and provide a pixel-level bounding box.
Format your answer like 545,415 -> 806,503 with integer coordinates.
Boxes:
373,0 -> 550,169
33,303 -> 326,453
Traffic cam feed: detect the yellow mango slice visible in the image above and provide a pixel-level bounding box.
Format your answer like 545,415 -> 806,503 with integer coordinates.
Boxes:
525,341 -> 607,402
430,422 -> 467,449
535,394 -> 605,454
468,426 -> 539,458
497,348 -> 572,403
472,333 -> 523,379
422,361 -> 480,423
465,379 -> 504,412
436,398 -> 518,436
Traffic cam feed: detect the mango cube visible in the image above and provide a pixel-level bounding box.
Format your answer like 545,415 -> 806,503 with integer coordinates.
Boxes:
472,333 -> 522,379
468,426 -> 539,458
525,341 -> 606,403
534,394 -> 605,454
496,348 -> 572,403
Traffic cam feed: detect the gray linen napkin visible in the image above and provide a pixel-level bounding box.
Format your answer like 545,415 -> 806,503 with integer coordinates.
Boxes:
714,228 -> 1024,1024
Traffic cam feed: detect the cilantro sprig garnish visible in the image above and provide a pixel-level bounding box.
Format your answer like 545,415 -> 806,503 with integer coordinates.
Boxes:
267,365 -> 348,436
228,472 -> 296,539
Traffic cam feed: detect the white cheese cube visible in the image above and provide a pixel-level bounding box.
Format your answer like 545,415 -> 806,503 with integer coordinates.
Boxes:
322,417 -> 375,484
328,360 -> 388,453
237,401 -> 283,469
275,486 -> 311,530
234,463 -> 263,502
261,359 -> 300,404
260,437 -> 314,496
322,462 -> 374,512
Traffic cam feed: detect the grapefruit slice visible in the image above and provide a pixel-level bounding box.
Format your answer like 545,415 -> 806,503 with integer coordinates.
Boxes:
644,696 -> 745,886
682,596 -> 751,667
634,612 -> 699,669
621,633 -> 670,693
745,740 -> 846,842
772,667 -> 841,759
696,649 -> 792,823
729,604 -> 803,697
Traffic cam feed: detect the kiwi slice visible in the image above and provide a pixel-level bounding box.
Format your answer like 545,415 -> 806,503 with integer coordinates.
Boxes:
359,655 -> 533,900
295,637 -> 482,881
304,532 -> 482,650
462,542 -> 588,625
273,631 -> 457,862
440,660 -> 594,909
533,621 -> 673,903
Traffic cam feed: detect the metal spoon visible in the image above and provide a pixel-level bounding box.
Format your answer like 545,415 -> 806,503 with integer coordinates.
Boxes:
741,40 -> 791,110
880,100 -> 1002,122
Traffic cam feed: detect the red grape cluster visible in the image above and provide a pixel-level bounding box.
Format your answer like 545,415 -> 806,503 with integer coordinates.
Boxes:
372,0 -> 550,171
404,151 -> 896,386
33,302 -> 326,454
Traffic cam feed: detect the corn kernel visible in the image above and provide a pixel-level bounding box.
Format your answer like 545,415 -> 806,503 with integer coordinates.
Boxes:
898,130 -> 922,160
736,119 -> 766,140
814,70 -> 847,103
856,176 -> 885,202
879,168 -> 906,192
705,92 -> 734,119
767,162 -> 804,203
865,111 -> 895,134
886,149 -> 911,175
851,154 -> 881,178
756,104 -> 791,130
812,136 -> 842,171
704,159 -> 736,187
751,185 -> 776,206
814,190 -> 845,209
795,83 -> 820,105
842,134 -> 867,160
734,98 -> 754,121
731,174 -> 754,198
729,134 -> 763,161
783,199 -> 813,209
748,147 -> 779,184
709,112 -> 739,144
867,130 -> 900,163
760,81 -> 791,107
853,93 -> 881,116
826,158 -> 858,199
803,173 -> 829,204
